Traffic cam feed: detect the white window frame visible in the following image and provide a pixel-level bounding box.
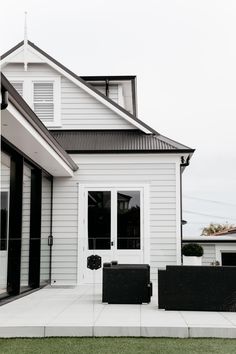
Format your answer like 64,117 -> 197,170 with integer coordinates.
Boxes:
8,76 -> 61,128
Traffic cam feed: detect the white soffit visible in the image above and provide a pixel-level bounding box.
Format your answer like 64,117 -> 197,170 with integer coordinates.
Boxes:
1,102 -> 74,177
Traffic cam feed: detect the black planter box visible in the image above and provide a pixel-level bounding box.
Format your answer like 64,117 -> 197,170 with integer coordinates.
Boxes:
102,263 -> 152,304
158,266 -> 236,312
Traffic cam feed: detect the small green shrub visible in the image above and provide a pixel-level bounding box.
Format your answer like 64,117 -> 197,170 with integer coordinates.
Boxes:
182,243 -> 204,257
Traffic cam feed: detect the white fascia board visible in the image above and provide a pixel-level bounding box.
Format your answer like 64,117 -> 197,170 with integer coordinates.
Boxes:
1,46 -> 24,67
1,44 -> 151,133
5,102 -> 74,177
70,153 -> 182,165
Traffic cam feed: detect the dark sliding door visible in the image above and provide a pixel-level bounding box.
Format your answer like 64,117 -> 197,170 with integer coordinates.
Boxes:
1,139 -> 52,300
0,152 -> 11,296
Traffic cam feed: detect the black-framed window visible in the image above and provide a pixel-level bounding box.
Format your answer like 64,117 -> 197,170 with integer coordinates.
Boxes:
1,138 -> 53,300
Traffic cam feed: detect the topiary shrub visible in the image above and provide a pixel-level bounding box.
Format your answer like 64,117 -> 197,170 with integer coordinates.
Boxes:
182,243 -> 204,257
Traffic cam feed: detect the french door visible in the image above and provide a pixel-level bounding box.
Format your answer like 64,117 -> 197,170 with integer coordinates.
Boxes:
83,187 -> 144,283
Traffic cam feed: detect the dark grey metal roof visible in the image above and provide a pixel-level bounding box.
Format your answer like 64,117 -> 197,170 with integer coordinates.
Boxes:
50,130 -> 194,153
1,74 -> 78,172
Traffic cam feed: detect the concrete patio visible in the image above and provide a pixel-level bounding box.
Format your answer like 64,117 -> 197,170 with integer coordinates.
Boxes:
0,285 -> 236,338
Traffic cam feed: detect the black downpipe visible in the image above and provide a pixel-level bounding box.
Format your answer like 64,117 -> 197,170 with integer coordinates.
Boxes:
105,79 -> 109,97
180,156 -> 190,264
49,177 -> 53,284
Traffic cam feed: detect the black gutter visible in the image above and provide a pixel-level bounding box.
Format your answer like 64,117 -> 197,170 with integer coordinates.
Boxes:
81,75 -> 136,81
1,74 -> 78,172
65,149 -> 195,154
180,155 -> 191,264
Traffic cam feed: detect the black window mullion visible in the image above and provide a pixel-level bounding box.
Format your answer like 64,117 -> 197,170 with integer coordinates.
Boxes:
7,155 -> 23,295
29,169 -> 42,288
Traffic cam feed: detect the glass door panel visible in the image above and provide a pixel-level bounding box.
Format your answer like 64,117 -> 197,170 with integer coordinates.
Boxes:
88,191 -> 111,250
0,152 -> 10,295
117,191 -> 141,250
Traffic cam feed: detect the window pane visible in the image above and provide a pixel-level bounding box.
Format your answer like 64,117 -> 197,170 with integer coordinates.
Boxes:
0,192 -> 8,251
117,191 -> 140,250
222,253 -> 236,266
0,152 -> 10,295
88,191 -> 111,250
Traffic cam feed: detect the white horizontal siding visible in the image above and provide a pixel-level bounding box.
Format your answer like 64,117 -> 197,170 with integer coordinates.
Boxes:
200,244 -> 216,265
60,77 -> 135,129
52,179 -> 79,285
52,155 -> 179,284
3,63 -> 135,130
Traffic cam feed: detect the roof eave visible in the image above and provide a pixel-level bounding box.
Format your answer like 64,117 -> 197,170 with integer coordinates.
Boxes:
1,73 -> 78,172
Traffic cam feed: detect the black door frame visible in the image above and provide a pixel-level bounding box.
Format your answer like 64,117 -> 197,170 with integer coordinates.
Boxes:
1,138 -> 53,300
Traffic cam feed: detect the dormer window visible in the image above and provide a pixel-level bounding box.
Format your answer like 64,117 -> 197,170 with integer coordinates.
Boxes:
82,76 -> 137,116
9,76 -> 61,127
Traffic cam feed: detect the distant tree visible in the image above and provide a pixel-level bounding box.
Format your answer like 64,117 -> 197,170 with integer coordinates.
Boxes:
201,223 -> 235,236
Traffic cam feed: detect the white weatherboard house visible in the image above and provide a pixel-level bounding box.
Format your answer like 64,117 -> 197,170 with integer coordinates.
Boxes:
0,40 -> 194,300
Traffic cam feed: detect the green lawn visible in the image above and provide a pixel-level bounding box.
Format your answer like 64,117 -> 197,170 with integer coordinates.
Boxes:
0,338 -> 236,354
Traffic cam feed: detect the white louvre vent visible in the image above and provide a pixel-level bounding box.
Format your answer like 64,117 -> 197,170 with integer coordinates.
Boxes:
11,82 -> 23,96
33,82 -> 54,122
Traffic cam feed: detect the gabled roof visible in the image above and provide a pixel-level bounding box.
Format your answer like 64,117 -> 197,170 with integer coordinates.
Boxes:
50,130 -> 194,154
1,73 -> 78,172
0,40 -> 156,134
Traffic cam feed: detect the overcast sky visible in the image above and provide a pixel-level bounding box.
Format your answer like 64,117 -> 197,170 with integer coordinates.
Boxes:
1,0 -> 236,236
